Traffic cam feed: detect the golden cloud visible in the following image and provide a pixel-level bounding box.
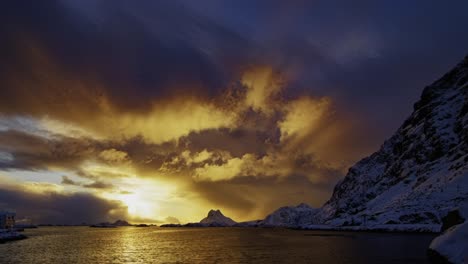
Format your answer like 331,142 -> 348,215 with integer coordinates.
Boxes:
241,66 -> 284,115
278,96 -> 332,144
0,39 -> 374,223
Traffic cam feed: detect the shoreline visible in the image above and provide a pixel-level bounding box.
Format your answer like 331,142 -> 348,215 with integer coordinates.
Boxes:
0,231 -> 27,244
159,224 -> 441,234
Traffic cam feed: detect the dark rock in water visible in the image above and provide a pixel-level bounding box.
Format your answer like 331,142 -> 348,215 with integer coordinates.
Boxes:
160,224 -> 182,227
440,209 -> 465,232
90,222 -> 117,228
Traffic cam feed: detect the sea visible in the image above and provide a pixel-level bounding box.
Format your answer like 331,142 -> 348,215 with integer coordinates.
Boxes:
0,227 -> 436,263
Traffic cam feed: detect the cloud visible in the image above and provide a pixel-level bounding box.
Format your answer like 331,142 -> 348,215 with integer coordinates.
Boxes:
191,174 -> 336,220
0,129 -> 95,171
241,66 -> 283,115
61,176 -> 78,186
98,149 -> 131,165
1,0 -> 468,223
82,181 -> 114,189
278,96 -> 331,144
0,183 -> 127,224
164,216 -> 180,224
61,175 -> 115,190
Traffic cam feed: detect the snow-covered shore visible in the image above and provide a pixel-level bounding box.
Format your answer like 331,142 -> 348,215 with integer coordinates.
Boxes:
428,206 -> 468,264
299,224 -> 440,233
429,222 -> 468,264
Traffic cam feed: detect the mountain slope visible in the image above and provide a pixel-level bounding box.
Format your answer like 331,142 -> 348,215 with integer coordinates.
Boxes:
261,203 -> 318,227
313,55 -> 468,229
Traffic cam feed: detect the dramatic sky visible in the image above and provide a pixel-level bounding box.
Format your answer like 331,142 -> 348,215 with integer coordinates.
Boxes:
1,0 -> 468,224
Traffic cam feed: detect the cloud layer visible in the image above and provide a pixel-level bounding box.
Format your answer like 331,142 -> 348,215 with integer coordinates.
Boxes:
1,0 -> 468,223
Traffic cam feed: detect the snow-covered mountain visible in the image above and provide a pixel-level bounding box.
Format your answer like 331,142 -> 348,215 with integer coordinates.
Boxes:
260,203 -> 318,227
260,56 -> 468,231
199,209 -> 237,226
312,55 -> 468,230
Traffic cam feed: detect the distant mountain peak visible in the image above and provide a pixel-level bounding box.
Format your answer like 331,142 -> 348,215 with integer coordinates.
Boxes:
200,209 -> 237,226
207,209 -> 222,216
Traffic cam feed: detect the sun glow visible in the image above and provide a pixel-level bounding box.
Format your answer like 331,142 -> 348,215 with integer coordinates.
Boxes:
116,192 -> 155,219
102,177 -> 176,222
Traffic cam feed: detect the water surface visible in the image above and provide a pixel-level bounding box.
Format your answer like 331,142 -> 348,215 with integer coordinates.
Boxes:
0,227 -> 436,263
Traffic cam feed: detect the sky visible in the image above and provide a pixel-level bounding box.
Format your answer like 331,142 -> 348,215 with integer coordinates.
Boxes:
0,0 -> 468,224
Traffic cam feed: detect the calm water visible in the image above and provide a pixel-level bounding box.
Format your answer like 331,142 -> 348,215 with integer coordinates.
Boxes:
0,227 -> 436,263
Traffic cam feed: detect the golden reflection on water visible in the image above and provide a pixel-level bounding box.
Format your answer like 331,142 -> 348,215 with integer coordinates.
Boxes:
0,227 -> 435,264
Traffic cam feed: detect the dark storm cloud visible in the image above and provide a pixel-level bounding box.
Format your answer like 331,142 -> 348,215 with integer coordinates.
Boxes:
0,130 -> 95,171
0,128 -> 172,179
0,185 -> 126,224
182,0 -> 468,135
82,181 -> 114,190
61,176 -> 115,190
0,0 -> 254,116
61,175 -> 78,186
179,127 -> 275,158
1,0 -> 468,121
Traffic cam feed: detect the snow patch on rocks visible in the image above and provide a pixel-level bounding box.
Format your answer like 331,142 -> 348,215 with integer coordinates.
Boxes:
428,204 -> 468,264
429,221 -> 468,264
261,203 -> 319,227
